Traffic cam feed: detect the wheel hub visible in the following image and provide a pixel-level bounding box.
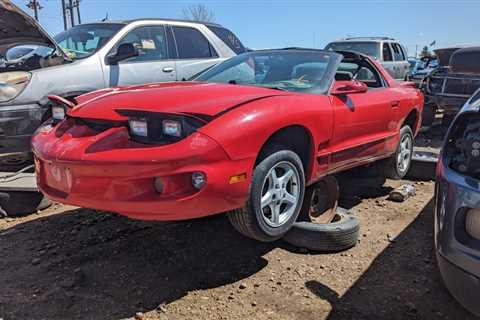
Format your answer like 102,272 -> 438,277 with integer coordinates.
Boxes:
398,134 -> 412,172
260,161 -> 300,228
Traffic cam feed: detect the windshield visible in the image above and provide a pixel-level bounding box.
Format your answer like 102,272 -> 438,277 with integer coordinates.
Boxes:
325,42 -> 380,60
196,50 -> 341,94
54,23 -> 124,60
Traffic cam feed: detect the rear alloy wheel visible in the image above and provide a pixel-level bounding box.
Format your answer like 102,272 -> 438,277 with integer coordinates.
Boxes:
228,149 -> 305,242
383,126 -> 413,180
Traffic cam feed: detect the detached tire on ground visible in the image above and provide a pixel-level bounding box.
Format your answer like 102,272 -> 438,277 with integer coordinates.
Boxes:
0,191 -> 52,217
283,208 -> 360,252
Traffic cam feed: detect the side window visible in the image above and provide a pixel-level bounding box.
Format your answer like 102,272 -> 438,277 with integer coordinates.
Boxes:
113,25 -> 168,63
382,43 -> 393,62
206,25 -> 246,54
172,26 -> 218,59
392,43 -> 405,61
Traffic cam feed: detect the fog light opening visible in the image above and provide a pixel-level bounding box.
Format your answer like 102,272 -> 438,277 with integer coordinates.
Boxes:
192,172 -> 206,190
154,177 -> 164,194
466,208 -> 480,240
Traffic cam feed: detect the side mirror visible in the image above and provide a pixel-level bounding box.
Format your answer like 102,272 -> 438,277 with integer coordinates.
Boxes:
331,80 -> 368,95
106,43 -> 138,65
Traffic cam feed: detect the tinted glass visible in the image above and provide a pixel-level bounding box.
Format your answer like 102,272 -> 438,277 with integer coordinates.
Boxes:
197,50 -> 341,94
392,43 -> 405,61
55,23 -> 124,59
173,26 -> 218,59
114,26 -> 168,62
382,43 -> 393,61
207,25 -> 246,54
325,42 -> 380,59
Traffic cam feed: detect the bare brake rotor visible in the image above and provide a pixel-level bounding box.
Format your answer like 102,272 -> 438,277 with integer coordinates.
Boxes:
307,175 -> 339,224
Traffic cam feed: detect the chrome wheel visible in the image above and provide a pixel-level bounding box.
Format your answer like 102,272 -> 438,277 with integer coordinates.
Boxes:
397,133 -> 412,173
260,161 -> 300,228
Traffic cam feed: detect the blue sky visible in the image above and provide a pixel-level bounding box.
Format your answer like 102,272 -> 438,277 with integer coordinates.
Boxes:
12,0 -> 480,56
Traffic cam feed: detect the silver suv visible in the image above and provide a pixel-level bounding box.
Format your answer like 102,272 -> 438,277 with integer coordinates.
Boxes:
325,37 -> 409,81
0,1 -> 244,158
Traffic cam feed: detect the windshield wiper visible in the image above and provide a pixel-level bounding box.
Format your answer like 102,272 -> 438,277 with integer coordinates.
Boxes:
264,86 -> 288,91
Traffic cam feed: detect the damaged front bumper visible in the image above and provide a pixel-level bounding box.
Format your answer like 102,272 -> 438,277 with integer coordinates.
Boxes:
0,103 -> 49,153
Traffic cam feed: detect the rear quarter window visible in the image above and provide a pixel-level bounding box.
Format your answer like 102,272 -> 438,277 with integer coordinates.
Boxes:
172,26 -> 218,59
206,25 -> 246,54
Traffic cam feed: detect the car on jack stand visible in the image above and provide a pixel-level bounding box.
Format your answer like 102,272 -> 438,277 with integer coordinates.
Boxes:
32,49 -> 423,242
0,0 -> 245,168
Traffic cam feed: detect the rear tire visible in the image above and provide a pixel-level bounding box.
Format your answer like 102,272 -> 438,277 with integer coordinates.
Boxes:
228,149 -> 305,242
382,126 -> 414,180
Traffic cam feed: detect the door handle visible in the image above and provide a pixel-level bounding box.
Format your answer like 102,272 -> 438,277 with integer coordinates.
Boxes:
391,100 -> 400,107
162,67 -> 174,73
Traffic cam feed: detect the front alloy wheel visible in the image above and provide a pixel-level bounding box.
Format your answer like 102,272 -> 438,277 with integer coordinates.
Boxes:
260,161 -> 300,228
228,149 -> 305,242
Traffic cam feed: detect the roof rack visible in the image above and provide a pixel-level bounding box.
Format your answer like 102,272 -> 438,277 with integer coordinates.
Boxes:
343,36 -> 395,41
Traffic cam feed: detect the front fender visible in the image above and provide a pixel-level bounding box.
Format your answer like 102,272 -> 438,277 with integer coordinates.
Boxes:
199,94 -> 333,163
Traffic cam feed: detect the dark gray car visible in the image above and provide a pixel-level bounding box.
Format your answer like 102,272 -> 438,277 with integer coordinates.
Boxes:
435,88 -> 480,316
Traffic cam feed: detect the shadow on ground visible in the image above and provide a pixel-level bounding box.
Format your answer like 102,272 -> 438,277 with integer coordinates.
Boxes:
306,199 -> 479,320
0,210 -> 273,320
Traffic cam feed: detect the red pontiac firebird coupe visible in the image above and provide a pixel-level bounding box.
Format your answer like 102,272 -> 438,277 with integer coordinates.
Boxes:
32,49 -> 423,242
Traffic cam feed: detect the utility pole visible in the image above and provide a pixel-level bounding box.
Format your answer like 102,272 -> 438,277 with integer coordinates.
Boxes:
75,0 -> 82,25
26,0 -> 43,21
68,0 -> 75,27
61,0 -> 68,30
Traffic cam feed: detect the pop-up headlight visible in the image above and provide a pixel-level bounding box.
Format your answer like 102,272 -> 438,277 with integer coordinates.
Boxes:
118,109 -> 209,145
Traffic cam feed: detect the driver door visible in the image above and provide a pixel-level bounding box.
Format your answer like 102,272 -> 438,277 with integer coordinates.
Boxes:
329,68 -> 396,171
102,25 -> 176,87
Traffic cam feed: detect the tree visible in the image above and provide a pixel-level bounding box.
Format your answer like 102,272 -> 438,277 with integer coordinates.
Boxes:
420,46 -> 433,59
182,4 -> 215,23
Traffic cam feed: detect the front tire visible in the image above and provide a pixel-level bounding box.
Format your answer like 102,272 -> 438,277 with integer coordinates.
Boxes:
228,149 -> 305,242
383,126 -> 414,180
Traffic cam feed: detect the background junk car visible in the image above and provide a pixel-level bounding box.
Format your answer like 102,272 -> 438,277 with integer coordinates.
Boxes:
0,1 -> 245,164
435,88 -> 480,316
424,46 -> 480,127
325,37 -> 410,81
32,49 -> 423,242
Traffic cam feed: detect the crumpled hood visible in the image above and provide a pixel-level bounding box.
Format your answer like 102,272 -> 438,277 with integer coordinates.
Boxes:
69,81 -> 290,120
0,1 -> 59,56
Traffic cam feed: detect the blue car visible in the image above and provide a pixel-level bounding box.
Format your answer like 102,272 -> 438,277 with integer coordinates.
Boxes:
435,88 -> 480,316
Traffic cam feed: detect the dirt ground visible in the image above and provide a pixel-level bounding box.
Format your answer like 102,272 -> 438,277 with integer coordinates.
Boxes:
0,131 -> 478,320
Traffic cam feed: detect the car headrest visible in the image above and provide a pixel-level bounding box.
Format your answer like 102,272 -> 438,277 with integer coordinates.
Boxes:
291,63 -> 325,81
335,71 -> 353,81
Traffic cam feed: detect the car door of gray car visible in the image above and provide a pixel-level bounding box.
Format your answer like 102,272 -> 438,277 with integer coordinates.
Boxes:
381,42 -> 396,79
103,25 -> 176,87
391,42 -> 409,80
171,25 -> 225,80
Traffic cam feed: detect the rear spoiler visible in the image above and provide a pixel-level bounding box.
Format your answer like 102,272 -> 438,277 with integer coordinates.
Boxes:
47,95 -> 76,109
